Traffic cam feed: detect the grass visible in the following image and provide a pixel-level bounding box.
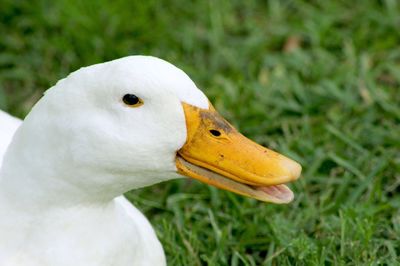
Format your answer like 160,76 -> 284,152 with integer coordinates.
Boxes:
1,0 -> 400,264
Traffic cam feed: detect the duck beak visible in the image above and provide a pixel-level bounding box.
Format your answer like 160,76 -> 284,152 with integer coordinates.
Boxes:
175,102 -> 302,204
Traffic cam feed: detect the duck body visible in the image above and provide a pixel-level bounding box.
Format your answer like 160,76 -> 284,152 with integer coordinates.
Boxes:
0,116 -> 165,266
0,56 -> 195,265
0,196 -> 164,265
0,56 -> 301,265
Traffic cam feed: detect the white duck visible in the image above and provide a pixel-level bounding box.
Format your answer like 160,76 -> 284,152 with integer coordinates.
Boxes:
0,56 -> 301,266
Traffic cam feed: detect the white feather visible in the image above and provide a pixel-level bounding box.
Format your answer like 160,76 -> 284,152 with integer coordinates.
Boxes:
0,110 -> 21,166
0,56 -> 209,265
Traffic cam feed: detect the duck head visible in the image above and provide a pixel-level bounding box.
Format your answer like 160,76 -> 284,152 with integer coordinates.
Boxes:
3,56 -> 301,205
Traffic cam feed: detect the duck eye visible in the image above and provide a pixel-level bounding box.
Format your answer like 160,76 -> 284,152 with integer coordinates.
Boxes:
209,129 -> 222,137
123,94 -> 143,107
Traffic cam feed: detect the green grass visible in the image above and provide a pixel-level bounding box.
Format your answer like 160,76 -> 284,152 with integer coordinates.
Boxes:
1,0 -> 400,265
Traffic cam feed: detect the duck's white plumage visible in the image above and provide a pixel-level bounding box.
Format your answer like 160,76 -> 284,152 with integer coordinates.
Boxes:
0,55 -> 302,265
0,56 -> 209,266
0,111 -> 21,166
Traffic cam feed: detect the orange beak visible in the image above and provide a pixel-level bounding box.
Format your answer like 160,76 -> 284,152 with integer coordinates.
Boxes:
176,102 -> 302,204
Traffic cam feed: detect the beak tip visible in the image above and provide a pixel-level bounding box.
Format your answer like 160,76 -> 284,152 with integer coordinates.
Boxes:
292,162 -> 302,180
282,159 -> 302,181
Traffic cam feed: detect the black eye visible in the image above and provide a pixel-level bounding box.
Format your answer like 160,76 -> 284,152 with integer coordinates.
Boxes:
209,129 -> 222,137
123,94 -> 143,107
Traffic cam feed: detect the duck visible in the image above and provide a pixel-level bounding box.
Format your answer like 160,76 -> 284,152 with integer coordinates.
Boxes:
0,56 -> 301,266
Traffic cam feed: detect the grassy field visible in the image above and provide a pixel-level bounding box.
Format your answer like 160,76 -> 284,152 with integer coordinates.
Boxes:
1,0 -> 400,265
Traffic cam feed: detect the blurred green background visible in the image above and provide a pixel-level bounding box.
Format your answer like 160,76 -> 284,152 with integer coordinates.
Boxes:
1,0 -> 399,265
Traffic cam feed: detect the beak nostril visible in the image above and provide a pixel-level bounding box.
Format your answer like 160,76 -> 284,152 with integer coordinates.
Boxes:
209,129 -> 221,137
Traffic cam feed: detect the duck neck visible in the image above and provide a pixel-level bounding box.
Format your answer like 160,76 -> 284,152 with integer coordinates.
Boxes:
0,146 -> 127,211
0,114 -> 176,211
0,164 -> 116,212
